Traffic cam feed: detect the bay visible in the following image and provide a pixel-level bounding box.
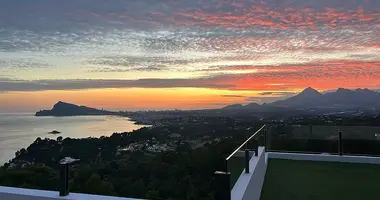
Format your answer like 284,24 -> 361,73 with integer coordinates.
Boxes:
0,113 -> 146,165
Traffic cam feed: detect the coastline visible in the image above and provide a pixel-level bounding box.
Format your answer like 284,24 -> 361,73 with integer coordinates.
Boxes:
0,114 -> 148,166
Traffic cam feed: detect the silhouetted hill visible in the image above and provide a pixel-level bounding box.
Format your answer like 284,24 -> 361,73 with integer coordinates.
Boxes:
270,87 -> 323,107
222,104 -> 244,110
270,87 -> 380,109
223,87 -> 380,111
222,102 -> 263,112
244,102 -> 261,109
35,101 -> 116,116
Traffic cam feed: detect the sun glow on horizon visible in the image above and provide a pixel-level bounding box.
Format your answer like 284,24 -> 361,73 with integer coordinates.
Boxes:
0,87 -> 306,112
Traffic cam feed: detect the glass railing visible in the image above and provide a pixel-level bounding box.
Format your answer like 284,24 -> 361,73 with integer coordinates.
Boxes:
266,124 -> 380,156
213,124 -> 380,200
213,125 -> 266,200
266,124 -> 339,154
225,125 -> 266,189
340,126 -> 380,156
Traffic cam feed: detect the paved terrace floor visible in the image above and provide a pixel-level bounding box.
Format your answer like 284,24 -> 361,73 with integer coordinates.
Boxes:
260,159 -> 380,200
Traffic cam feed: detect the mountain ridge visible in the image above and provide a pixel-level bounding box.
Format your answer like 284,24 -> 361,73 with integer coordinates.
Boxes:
223,87 -> 380,110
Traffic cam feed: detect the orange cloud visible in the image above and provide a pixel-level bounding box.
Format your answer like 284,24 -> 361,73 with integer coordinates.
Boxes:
1,60 -> 380,110
155,3 -> 380,30
214,60 -> 380,91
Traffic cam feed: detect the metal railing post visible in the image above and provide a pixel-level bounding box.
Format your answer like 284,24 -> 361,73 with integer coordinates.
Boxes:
259,130 -> 265,146
309,124 -> 313,136
254,139 -> 259,157
59,163 -> 69,196
213,171 -> 231,200
245,149 -> 250,173
339,130 -> 343,156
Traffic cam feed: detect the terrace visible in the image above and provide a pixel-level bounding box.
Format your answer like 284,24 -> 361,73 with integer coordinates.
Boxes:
2,124 -> 380,200
214,124 -> 380,200
261,159 -> 380,200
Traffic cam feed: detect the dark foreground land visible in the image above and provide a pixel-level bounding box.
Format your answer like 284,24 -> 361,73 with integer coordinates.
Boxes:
0,116 -> 261,200
261,159 -> 380,200
3,111 -> 380,200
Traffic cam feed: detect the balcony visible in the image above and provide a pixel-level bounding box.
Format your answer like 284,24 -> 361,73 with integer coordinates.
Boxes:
214,124 -> 380,200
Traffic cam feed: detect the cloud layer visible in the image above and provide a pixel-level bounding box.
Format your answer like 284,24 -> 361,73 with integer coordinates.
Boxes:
1,60 -> 380,92
0,0 -> 379,97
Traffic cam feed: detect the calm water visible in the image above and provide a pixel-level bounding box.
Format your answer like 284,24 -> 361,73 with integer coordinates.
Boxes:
0,113 -> 147,165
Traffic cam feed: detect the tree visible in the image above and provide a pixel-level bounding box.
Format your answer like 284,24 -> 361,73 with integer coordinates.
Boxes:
35,137 -> 42,144
19,148 -> 27,156
128,179 -> 146,197
71,165 -> 94,191
84,174 -> 116,196
146,190 -> 160,200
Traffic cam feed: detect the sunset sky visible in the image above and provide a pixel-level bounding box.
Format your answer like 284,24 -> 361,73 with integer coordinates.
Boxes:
0,0 -> 379,112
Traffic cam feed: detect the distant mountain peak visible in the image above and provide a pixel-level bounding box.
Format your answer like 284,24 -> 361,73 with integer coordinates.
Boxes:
299,87 -> 322,96
55,101 -> 64,104
246,102 -> 260,106
222,104 -> 244,109
222,87 -> 380,111
305,87 -> 316,91
53,101 -> 78,109
55,101 -> 74,105
269,87 -> 380,109
355,88 -> 373,93
336,88 -> 353,94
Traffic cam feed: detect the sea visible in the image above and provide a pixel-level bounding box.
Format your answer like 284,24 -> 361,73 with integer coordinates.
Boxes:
0,113 -> 147,165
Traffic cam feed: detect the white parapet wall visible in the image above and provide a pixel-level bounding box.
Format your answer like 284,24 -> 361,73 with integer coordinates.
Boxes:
267,152 -> 380,165
0,186 -> 143,200
231,147 -> 267,200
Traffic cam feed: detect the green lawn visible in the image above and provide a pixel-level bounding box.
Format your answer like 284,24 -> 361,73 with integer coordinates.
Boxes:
261,159 -> 380,200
